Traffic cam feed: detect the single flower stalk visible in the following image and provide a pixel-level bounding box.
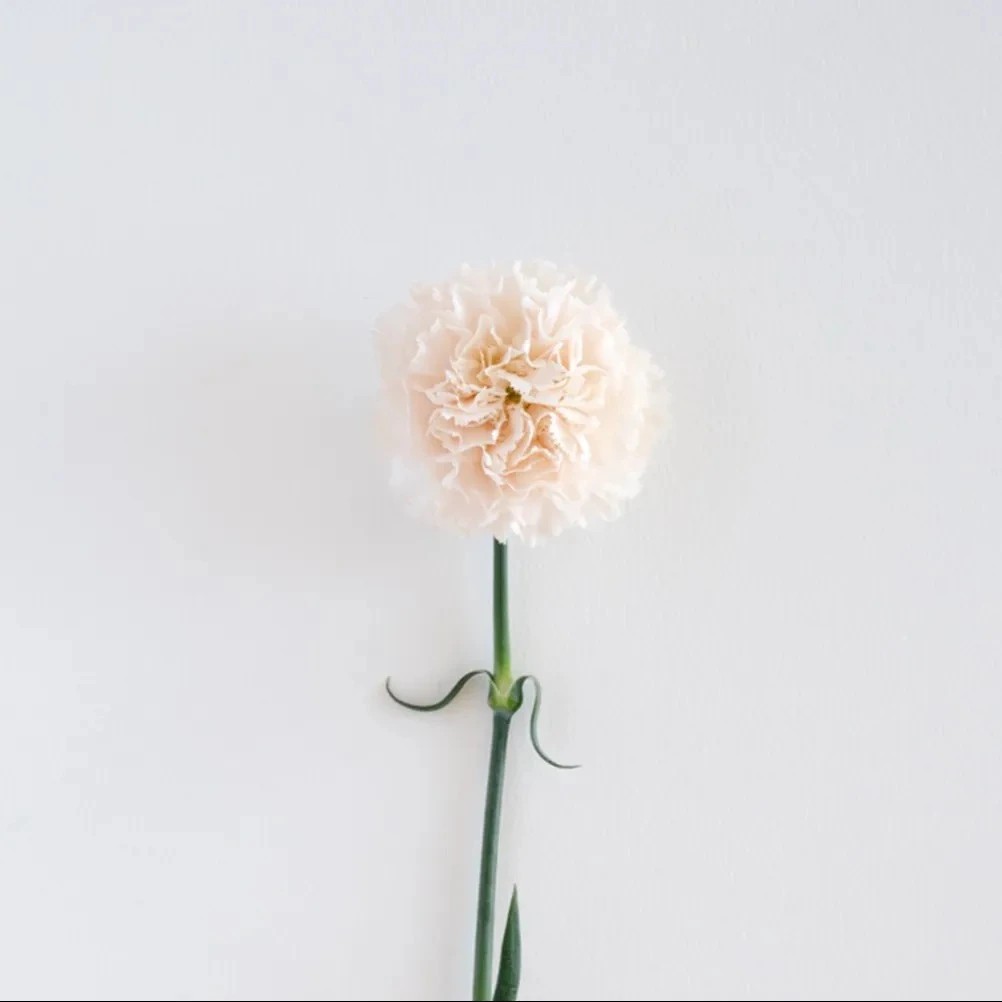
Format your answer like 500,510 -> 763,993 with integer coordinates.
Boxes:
379,261 -> 664,1000
386,538 -> 572,1000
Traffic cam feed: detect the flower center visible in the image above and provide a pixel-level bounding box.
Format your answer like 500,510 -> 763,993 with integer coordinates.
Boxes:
504,384 -> 523,405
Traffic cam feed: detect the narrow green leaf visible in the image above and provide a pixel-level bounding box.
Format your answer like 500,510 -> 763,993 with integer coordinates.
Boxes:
517,676 -> 580,770
493,886 -> 521,1001
384,670 -> 490,713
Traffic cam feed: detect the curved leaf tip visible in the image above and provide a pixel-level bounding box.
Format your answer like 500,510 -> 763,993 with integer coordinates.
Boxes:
516,675 -> 581,770
385,670 -> 490,713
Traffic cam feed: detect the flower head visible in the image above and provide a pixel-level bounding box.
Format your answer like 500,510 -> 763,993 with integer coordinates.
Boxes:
376,261 -> 665,544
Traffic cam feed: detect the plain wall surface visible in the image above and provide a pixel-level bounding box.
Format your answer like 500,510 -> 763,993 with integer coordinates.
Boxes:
2,2 -> 1000,1000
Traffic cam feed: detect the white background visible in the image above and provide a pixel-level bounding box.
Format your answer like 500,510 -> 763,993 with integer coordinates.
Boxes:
2,2 -> 1000,1000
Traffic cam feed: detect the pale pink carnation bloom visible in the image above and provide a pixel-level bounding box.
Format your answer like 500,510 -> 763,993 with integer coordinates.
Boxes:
376,261 -> 665,544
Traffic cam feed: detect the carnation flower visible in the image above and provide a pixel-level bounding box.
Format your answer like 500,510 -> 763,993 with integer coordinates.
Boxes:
376,261 -> 665,544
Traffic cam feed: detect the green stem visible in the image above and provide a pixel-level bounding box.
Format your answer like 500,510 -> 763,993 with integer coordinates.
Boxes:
492,537 -> 512,698
472,537 -> 516,1000
472,710 -> 512,1001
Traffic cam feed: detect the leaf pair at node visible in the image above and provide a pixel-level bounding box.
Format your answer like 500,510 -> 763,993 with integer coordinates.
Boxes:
385,672 -> 579,770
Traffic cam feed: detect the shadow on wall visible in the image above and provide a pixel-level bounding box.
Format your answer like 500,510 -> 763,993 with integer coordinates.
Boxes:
73,324 -> 433,594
